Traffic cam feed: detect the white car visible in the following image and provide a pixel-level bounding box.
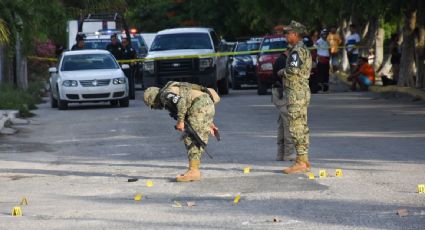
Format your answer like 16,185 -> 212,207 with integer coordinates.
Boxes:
49,50 -> 129,110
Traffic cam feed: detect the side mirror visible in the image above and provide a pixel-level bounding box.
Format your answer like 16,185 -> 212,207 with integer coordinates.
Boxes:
121,64 -> 130,69
48,67 -> 57,73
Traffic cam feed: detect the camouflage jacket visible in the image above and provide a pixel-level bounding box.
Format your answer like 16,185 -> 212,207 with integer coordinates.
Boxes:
284,40 -> 312,90
159,82 -> 218,122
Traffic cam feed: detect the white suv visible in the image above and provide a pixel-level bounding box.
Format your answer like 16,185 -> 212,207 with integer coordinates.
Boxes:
142,28 -> 229,94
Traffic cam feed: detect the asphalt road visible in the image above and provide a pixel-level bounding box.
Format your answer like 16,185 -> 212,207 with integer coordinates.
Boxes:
1,81 -> 425,230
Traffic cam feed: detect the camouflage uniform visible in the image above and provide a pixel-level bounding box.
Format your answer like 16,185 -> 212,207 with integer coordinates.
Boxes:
283,23 -> 312,163
144,81 -> 217,161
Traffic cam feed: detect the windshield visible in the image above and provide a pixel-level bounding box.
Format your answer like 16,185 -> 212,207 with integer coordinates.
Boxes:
61,54 -> 119,71
150,33 -> 212,51
260,37 -> 287,53
84,39 -> 111,49
235,42 -> 260,52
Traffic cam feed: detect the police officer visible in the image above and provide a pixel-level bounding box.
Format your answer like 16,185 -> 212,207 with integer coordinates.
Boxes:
71,34 -> 85,50
106,33 -> 123,60
121,37 -> 136,100
280,21 -> 312,174
272,51 -> 295,161
143,81 -> 220,182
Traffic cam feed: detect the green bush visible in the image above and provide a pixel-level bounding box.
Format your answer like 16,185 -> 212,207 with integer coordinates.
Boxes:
0,82 -> 44,117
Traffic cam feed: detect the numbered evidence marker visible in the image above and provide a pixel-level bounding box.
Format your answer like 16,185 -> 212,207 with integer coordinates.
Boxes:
307,172 -> 315,180
335,169 -> 343,177
418,184 -> 425,194
319,170 -> 327,178
233,194 -> 241,204
243,167 -> 251,174
134,194 -> 143,201
146,180 -> 154,187
12,206 -> 22,216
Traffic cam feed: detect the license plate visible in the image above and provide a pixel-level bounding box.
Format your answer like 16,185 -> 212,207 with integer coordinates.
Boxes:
239,71 -> 246,76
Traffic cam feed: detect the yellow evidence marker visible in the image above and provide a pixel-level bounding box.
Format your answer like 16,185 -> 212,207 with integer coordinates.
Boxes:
12,206 -> 22,216
146,180 -> 154,187
20,197 -> 28,205
418,184 -> 425,194
335,169 -> 343,177
319,170 -> 327,178
134,194 -> 143,201
307,172 -> 315,180
233,194 -> 241,204
243,167 -> 251,174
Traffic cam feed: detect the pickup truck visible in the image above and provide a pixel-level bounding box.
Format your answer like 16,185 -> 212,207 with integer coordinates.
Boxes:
142,27 -> 229,94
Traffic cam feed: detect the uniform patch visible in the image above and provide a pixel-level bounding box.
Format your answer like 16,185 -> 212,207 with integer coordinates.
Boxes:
289,51 -> 302,68
165,92 -> 181,104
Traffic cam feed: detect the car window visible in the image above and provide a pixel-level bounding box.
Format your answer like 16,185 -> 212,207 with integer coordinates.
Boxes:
260,37 -> 287,53
236,42 -> 260,52
150,33 -> 213,51
61,54 -> 119,71
84,39 -> 111,49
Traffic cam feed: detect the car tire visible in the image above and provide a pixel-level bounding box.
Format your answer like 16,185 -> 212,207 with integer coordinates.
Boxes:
119,97 -> 129,107
257,77 -> 267,95
218,76 -> 229,95
58,100 -> 68,110
110,100 -> 119,107
50,91 -> 58,108
231,73 -> 241,90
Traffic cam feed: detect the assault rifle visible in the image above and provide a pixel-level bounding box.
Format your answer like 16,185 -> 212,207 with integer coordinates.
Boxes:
169,112 -> 219,159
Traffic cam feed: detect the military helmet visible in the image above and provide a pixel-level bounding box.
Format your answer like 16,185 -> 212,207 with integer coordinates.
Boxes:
286,20 -> 307,35
143,87 -> 160,108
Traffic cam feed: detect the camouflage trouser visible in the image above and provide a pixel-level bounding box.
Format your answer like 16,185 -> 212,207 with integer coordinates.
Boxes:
286,87 -> 310,160
271,87 -> 295,157
183,94 -> 215,160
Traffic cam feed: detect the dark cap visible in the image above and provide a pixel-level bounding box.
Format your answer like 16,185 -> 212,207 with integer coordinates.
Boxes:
76,34 -> 85,42
285,20 -> 307,34
111,33 -> 117,39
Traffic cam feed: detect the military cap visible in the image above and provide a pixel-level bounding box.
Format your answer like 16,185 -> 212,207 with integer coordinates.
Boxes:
285,20 -> 307,34
143,87 -> 160,108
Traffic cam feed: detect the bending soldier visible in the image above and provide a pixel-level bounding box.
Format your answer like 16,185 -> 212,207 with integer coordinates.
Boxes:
281,21 -> 313,174
143,81 -> 220,182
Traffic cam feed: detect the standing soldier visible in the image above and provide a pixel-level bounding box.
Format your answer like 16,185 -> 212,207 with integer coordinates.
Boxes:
281,21 -> 312,174
143,81 -> 220,182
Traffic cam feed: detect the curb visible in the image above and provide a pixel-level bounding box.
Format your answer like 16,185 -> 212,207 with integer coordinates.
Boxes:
335,73 -> 425,101
0,110 -> 20,135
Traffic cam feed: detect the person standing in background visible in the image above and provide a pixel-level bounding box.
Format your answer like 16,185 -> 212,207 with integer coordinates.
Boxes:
345,24 -> 361,73
327,27 -> 342,73
315,29 -> 330,92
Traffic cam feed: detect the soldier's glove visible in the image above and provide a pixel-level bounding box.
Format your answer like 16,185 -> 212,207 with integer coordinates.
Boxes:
277,68 -> 285,77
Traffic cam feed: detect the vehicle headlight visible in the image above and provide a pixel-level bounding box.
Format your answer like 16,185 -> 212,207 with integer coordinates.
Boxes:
143,61 -> 155,74
113,77 -> 126,84
62,80 -> 78,87
260,63 -> 273,71
199,58 -> 213,70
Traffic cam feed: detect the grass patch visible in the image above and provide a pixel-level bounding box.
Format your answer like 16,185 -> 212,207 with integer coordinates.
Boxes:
0,82 -> 44,117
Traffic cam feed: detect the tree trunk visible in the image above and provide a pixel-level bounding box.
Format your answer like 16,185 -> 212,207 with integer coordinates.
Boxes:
15,31 -> 27,89
415,0 -> 425,88
416,26 -> 425,88
374,24 -> 385,71
340,18 -> 350,72
0,45 -> 3,85
398,5 -> 417,87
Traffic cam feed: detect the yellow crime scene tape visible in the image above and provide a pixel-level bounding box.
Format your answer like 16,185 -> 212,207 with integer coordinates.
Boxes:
27,44 -> 367,64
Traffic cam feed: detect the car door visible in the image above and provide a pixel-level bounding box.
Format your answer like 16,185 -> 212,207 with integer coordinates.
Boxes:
209,31 -> 226,81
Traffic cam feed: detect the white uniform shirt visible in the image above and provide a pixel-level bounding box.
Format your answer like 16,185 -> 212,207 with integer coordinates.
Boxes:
315,38 -> 330,57
345,33 -> 361,54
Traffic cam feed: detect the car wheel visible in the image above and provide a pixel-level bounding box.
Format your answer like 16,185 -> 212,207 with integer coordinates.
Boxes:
119,97 -> 129,107
50,90 -> 58,108
58,99 -> 68,110
110,100 -> 119,107
218,76 -> 229,95
257,77 -> 267,95
231,73 -> 241,90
